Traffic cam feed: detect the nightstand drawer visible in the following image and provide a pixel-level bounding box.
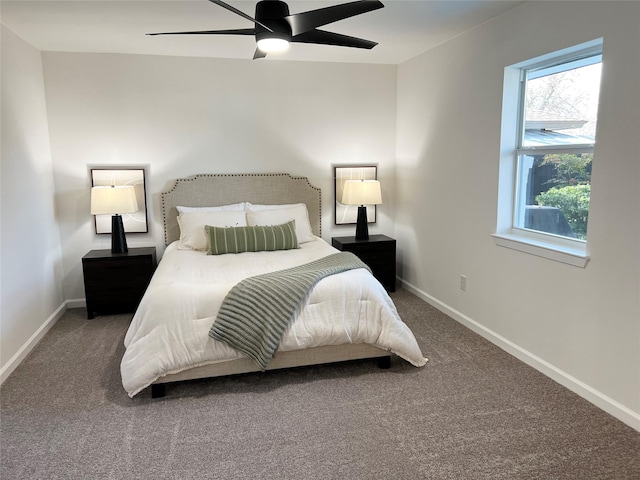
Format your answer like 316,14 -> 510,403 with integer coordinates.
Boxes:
83,258 -> 154,285
84,286 -> 148,307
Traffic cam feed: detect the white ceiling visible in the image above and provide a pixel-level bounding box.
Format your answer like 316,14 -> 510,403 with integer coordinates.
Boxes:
1,0 -> 523,64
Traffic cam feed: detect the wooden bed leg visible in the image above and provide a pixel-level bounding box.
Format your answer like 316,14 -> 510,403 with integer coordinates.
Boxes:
378,356 -> 391,369
151,383 -> 166,398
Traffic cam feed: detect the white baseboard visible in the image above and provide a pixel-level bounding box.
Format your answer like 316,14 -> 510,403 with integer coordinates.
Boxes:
399,279 -> 640,432
0,299 -> 83,385
66,298 -> 87,309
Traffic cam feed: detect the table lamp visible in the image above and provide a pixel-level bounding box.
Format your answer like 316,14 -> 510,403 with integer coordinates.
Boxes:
91,185 -> 138,253
341,179 -> 382,241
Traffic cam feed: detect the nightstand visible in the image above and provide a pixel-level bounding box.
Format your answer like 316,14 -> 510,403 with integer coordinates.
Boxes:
331,235 -> 396,291
82,247 -> 157,319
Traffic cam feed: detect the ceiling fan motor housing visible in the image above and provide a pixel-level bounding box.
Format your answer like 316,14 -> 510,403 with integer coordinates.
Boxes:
255,0 -> 292,42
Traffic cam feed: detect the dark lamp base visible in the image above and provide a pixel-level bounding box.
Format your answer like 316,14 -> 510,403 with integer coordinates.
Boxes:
111,214 -> 128,254
355,205 -> 369,241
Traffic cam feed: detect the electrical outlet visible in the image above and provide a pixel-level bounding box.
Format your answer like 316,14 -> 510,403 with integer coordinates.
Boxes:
460,275 -> 467,291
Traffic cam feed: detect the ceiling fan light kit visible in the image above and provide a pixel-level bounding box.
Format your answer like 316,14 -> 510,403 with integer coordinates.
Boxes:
257,37 -> 290,53
148,0 -> 384,59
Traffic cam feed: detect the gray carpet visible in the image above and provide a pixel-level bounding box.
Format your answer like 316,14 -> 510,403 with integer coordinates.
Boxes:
1,289 -> 638,479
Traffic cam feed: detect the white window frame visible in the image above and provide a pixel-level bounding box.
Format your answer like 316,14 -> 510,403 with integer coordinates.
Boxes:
494,39 -> 603,268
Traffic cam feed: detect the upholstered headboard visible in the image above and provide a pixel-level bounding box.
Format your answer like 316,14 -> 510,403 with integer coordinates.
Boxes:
161,173 -> 322,246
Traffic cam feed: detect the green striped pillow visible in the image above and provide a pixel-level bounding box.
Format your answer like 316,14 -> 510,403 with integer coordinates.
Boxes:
205,220 -> 299,255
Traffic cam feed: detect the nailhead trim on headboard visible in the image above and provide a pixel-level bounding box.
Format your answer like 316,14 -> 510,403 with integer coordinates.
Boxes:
161,173 -> 322,246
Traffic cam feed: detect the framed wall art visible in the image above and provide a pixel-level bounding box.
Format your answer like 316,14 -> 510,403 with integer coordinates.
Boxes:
91,168 -> 148,234
334,165 -> 378,225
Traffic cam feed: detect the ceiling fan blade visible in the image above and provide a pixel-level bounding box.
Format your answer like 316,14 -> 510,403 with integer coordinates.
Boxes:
147,28 -> 256,36
208,0 -> 273,32
286,0 -> 384,36
292,29 -> 377,49
253,48 -> 267,60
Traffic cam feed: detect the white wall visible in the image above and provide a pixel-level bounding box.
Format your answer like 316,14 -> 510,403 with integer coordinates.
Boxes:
41,53 -> 398,301
396,1 -> 639,427
0,26 -> 64,376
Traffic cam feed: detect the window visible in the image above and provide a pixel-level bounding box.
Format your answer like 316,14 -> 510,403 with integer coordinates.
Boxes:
494,39 -> 603,267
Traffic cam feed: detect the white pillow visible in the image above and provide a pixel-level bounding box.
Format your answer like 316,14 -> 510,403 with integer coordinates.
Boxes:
246,204 -> 315,244
245,202 -> 300,211
177,203 -> 245,214
177,211 -> 247,250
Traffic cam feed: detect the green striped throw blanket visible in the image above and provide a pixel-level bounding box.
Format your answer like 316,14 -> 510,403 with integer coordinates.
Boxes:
209,252 -> 371,370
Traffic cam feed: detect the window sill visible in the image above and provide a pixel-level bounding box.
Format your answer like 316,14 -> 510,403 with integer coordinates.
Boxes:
492,233 -> 590,268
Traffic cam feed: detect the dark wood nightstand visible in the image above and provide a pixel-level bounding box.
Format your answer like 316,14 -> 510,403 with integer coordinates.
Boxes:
331,235 -> 396,292
82,247 -> 157,319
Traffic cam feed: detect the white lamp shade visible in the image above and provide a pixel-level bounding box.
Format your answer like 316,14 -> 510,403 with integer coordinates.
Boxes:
341,180 -> 382,206
91,185 -> 138,215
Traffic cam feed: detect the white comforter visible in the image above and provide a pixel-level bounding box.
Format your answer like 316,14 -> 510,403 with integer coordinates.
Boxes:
121,238 -> 427,396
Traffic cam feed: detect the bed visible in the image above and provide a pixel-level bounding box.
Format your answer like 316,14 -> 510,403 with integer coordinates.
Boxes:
120,173 -> 427,397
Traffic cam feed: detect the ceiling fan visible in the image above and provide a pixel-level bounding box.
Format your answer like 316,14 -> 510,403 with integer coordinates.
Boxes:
148,0 -> 384,59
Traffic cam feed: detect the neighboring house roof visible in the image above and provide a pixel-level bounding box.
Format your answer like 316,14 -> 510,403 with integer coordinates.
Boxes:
524,129 -> 595,147
525,109 -> 588,131
524,109 -> 594,146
